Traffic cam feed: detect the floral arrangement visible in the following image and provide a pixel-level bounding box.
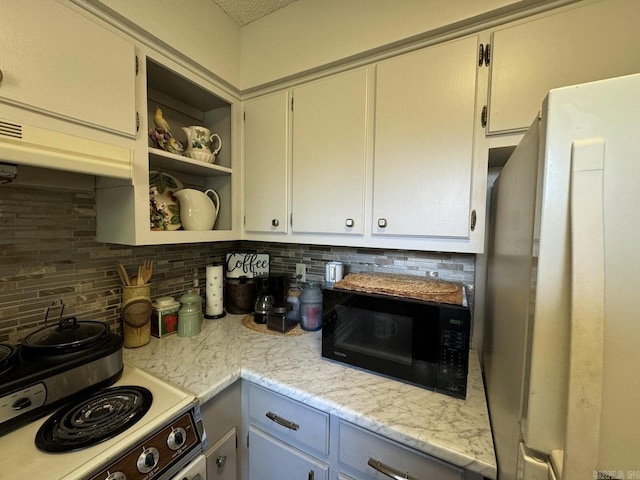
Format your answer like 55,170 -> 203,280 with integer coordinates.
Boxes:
149,171 -> 181,231
148,128 -> 183,155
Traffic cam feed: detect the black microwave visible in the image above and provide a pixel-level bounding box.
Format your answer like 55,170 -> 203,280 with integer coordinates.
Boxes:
321,288 -> 470,399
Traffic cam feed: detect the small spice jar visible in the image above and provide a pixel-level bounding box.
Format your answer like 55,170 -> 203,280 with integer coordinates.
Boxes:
267,302 -> 295,333
151,296 -> 180,338
178,290 -> 202,337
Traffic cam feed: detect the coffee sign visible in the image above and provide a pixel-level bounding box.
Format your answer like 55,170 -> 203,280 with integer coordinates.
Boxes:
225,253 -> 269,278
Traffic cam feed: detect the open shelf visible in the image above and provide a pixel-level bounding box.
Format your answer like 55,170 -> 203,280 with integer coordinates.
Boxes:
149,147 -> 231,177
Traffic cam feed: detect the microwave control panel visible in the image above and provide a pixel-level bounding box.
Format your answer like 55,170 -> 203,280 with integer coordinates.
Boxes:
436,307 -> 470,399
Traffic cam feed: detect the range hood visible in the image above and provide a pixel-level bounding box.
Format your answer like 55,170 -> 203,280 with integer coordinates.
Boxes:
0,119 -> 133,180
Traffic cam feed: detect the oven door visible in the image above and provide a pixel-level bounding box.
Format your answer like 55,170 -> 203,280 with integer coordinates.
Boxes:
171,454 -> 206,480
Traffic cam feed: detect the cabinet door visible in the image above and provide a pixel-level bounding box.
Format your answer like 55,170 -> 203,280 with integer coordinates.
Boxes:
291,68 -> 369,235
0,0 -> 136,136
244,91 -> 290,233
373,36 -> 477,238
249,426 -> 329,480
488,0 -> 640,134
206,428 -> 237,480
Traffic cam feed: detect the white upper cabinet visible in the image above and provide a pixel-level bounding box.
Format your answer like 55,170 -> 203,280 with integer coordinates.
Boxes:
96,53 -> 238,246
291,68 -> 370,235
488,0 -> 640,134
0,0 -> 135,137
373,36 -> 478,239
241,38 -> 486,252
244,91 -> 290,234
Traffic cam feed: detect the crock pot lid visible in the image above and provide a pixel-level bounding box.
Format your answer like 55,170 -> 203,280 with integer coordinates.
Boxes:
0,343 -> 17,369
24,318 -> 107,348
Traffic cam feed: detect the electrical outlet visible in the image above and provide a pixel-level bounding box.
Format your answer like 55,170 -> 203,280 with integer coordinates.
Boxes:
295,263 -> 306,283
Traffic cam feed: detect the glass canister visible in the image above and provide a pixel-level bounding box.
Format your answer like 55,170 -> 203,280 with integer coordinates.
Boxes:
300,282 -> 323,331
178,290 -> 202,337
286,280 -> 302,322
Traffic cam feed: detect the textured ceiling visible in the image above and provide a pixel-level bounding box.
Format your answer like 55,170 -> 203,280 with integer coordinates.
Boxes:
212,0 -> 300,26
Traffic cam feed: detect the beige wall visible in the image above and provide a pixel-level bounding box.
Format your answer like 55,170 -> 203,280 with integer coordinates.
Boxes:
240,0 -> 529,90
97,0 -> 241,88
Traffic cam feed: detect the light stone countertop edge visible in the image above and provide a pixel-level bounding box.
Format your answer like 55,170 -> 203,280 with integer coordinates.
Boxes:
124,313 -> 497,479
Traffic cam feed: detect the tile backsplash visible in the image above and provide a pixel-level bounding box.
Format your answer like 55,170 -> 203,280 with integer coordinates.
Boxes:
0,185 -> 475,343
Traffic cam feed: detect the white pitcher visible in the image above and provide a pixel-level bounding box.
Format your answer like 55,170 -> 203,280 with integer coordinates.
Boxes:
181,126 -> 222,163
173,188 -> 220,231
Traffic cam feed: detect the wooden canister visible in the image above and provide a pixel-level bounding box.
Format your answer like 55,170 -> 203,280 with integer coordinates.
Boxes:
122,284 -> 152,348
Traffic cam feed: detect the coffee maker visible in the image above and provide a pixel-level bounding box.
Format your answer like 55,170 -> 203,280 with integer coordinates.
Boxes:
253,273 -> 290,324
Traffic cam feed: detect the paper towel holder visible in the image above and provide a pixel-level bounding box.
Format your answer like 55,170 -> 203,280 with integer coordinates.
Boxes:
205,264 -> 226,319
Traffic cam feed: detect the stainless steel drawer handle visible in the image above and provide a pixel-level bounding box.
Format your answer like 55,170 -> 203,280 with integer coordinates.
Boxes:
272,219 -> 279,227
377,218 -> 387,228
367,458 -> 417,480
216,455 -> 227,468
266,411 -> 299,431
345,218 -> 354,228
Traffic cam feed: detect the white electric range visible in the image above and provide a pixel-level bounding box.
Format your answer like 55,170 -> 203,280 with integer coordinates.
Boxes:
0,365 -> 206,480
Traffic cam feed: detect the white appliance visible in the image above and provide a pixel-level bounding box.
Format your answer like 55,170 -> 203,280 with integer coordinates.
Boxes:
0,365 -> 206,480
484,73 -> 640,480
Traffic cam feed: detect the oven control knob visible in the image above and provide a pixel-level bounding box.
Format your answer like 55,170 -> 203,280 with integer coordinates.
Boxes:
12,397 -> 32,410
136,447 -> 159,473
167,427 -> 187,450
105,473 -> 126,480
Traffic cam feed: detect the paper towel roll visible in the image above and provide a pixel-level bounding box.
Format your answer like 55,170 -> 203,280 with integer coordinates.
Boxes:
205,264 -> 225,318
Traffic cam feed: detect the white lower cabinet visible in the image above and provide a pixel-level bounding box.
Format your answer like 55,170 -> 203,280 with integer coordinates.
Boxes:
206,427 -> 238,480
247,383 -> 330,480
338,420 -> 465,480
201,382 -> 242,480
244,382 -> 480,480
249,426 -> 330,480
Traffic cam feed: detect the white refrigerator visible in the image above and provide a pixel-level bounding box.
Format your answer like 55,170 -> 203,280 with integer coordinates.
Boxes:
484,73 -> 640,480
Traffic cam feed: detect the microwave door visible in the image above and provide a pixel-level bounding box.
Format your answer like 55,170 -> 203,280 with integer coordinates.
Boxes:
334,306 -> 412,365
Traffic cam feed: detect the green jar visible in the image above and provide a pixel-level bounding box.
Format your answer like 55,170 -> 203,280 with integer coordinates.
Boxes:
178,290 -> 202,337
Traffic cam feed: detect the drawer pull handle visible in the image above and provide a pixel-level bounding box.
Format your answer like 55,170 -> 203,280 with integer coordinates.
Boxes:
216,455 -> 227,468
367,458 -> 417,480
308,470 -> 315,480
266,411 -> 299,431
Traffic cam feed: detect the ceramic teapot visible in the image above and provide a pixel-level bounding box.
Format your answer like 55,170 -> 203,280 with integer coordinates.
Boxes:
173,188 -> 220,231
181,126 -> 222,163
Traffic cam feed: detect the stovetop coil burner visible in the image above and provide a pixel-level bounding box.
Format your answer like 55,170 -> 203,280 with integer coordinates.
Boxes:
35,386 -> 152,453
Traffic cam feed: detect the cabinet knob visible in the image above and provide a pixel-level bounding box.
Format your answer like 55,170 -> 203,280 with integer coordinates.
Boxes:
377,218 -> 387,228
272,219 -> 279,227
345,218 -> 354,228
0,69 -> 3,83
216,455 -> 227,468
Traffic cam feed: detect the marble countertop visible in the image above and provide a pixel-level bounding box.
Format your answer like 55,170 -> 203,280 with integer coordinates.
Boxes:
123,313 -> 496,479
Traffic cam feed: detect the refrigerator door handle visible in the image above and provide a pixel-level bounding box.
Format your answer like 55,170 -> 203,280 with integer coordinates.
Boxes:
565,137 -> 606,479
